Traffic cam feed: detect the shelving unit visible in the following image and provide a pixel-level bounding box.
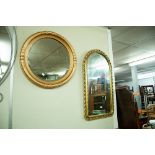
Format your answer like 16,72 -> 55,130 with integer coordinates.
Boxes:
140,85 -> 155,108
89,92 -> 107,114
88,77 -> 107,114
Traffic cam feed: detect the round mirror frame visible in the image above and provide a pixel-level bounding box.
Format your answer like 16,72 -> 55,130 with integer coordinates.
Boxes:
83,49 -> 114,120
20,31 -> 77,88
0,26 -> 17,85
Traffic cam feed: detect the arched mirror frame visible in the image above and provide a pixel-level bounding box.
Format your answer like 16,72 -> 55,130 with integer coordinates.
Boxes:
20,31 -> 77,88
0,26 -> 17,85
83,49 -> 114,120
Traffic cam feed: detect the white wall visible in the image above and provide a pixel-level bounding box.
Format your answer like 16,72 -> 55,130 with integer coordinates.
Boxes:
1,26 -> 118,129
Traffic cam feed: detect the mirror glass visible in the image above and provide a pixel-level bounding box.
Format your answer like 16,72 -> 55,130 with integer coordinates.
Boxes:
83,50 -> 113,120
20,31 -> 76,88
0,27 -> 11,83
28,38 -> 70,81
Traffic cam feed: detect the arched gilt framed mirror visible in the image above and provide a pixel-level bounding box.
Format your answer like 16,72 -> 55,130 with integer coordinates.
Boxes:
83,49 -> 114,120
0,26 -> 17,85
20,31 -> 77,88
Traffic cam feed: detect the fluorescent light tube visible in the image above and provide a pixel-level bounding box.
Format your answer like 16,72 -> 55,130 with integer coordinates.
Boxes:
138,72 -> 155,80
129,55 -> 155,66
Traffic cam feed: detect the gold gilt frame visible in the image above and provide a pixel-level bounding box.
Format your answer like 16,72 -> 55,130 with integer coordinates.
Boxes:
83,49 -> 114,120
20,31 -> 77,88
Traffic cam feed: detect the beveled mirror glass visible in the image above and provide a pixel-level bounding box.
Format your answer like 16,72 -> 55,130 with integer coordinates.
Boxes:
20,31 -> 76,88
0,26 -> 17,85
83,49 -> 114,120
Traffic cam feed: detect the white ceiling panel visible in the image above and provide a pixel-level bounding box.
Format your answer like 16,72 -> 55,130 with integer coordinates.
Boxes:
113,46 -> 147,66
134,36 -> 155,51
112,41 -> 129,53
109,26 -> 155,83
113,27 -> 155,45
111,26 -> 132,38
138,61 -> 155,71
0,26 -> 7,33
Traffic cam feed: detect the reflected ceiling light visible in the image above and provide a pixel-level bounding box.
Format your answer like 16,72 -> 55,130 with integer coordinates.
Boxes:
1,65 -> 7,73
91,60 -> 109,71
90,76 -> 100,80
129,55 -> 155,66
47,70 -> 66,76
0,41 -> 11,62
127,51 -> 155,64
115,80 -> 125,83
56,71 -> 66,76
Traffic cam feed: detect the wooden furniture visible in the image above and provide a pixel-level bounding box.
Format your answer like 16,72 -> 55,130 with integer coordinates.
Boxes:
140,85 -> 154,95
140,85 -> 155,107
139,115 -> 148,129
146,104 -> 155,120
89,93 -> 107,114
116,87 -> 140,129
147,95 -> 155,104
142,104 -> 155,129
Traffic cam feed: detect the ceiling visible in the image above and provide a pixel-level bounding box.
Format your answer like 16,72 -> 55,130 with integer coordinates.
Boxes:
0,26 -> 7,34
111,26 -> 155,83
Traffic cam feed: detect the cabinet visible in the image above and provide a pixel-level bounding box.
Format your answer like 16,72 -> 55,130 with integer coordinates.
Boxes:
116,87 -> 139,129
89,93 -> 107,115
88,77 -> 108,115
140,85 -> 155,107
140,85 -> 154,95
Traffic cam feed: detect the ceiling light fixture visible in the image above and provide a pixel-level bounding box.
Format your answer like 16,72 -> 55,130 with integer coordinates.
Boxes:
0,41 -> 11,62
129,55 -> 155,66
138,72 -> 155,80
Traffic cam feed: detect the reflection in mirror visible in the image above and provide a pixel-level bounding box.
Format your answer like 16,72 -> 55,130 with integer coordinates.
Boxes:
83,49 -> 114,120
88,53 -> 110,115
0,93 -> 3,102
20,31 -> 77,88
0,27 -> 11,83
28,38 -> 70,81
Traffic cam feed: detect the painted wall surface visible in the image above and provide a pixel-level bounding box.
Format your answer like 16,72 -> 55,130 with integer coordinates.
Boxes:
107,29 -> 118,129
7,26 -> 117,129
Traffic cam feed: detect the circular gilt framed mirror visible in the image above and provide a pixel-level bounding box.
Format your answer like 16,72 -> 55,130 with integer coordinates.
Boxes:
20,31 -> 77,88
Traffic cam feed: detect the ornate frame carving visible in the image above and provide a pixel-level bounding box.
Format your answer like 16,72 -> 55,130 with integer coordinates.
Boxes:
83,49 -> 114,120
20,31 -> 77,88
